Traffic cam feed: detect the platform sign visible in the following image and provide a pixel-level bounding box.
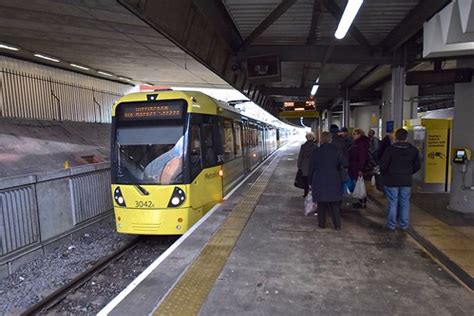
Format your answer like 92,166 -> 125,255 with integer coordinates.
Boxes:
386,120 -> 394,133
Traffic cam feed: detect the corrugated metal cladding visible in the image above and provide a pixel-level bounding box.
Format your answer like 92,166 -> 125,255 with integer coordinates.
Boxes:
0,56 -> 134,123
223,0 -> 314,45
342,0 -> 420,46
71,170 -> 112,225
0,186 -> 39,256
224,0 -> 419,46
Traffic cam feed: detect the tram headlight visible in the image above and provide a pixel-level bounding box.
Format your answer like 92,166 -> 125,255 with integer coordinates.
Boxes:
114,187 -> 126,207
168,187 -> 185,207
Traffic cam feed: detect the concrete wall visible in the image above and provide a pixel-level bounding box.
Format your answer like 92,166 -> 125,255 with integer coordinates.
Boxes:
0,118 -> 111,178
354,105 -> 379,135
0,163 -> 112,276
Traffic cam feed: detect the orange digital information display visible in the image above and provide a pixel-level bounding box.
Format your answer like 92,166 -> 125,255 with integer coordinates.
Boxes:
121,103 -> 183,120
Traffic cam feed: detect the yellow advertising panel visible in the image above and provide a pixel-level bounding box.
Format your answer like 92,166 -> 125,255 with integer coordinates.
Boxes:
424,128 -> 448,184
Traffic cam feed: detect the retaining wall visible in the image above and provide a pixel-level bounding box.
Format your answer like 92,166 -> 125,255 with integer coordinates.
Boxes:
0,163 -> 113,277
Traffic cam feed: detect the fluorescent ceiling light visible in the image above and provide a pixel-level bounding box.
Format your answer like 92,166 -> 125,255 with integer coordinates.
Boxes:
310,84 -> 319,96
335,0 -> 364,40
294,107 -> 305,111
118,77 -> 132,82
34,53 -> 60,63
0,43 -> 19,51
98,71 -> 113,77
70,63 -> 90,70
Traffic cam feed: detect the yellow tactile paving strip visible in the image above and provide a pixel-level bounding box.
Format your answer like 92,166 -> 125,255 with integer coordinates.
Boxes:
368,187 -> 474,279
153,153 -> 282,316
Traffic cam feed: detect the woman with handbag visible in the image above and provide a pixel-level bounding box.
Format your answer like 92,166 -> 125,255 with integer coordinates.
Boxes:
297,132 -> 317,197
348,128 -> 370,208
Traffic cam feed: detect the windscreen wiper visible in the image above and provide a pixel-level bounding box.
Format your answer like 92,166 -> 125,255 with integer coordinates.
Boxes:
135,184 -> 150,196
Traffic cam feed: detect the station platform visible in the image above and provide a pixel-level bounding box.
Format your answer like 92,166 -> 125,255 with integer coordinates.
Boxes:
365,186 -> 474,290
100,144 -> 474,316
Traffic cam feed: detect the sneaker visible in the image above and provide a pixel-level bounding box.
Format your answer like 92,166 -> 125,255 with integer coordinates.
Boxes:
386,227 -> 396,233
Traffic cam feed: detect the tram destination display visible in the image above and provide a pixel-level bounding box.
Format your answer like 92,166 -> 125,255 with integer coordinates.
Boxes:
120,102 -> 183,121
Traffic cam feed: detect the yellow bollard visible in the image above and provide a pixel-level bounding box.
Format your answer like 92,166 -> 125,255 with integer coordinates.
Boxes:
64,160 -> 70,169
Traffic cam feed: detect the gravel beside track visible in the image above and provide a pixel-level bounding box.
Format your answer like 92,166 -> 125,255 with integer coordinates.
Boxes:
0,217 -> 134,315
44,236 -> 177,315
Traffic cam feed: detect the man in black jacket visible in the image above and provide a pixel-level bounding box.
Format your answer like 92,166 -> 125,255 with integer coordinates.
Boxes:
380,128 -> 421,231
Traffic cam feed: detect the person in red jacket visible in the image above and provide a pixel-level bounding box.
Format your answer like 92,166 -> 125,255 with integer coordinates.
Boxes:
348,128 -> 370,208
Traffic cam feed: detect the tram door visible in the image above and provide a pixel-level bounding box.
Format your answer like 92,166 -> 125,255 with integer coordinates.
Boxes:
242,120 -> 251,173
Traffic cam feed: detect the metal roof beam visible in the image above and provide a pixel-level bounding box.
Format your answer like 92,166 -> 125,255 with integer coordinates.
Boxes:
321,0 -> 371,48
240,45 -> 389,64
261,87 -> 381,99
380,0 -> 451,52
341,65 -> 380,89
240,0 -> 298,50
307,0 -> 322,45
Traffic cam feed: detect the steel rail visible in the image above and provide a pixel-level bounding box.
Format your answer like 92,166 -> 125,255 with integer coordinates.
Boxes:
20,237 -> 140,315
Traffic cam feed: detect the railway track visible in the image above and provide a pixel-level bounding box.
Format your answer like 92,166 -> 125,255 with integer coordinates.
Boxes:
20,236 -> 177,315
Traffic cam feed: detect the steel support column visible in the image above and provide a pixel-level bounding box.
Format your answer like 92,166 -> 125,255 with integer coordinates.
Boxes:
390,52 -> 405,129
342,88 -> 350,128
326,110 -> 333,127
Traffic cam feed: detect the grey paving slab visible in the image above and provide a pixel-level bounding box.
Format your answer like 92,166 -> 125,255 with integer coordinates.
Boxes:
200,144 -> 474,316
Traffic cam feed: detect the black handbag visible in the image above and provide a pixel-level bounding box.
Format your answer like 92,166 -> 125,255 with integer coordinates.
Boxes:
375,173 -> 384,192
294,169 -> 305,189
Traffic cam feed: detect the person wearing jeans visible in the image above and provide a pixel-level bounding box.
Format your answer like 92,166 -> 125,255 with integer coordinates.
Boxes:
379,128 -> 421,231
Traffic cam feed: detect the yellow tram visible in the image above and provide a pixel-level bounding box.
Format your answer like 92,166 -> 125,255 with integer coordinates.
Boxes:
111,90 -> 289,235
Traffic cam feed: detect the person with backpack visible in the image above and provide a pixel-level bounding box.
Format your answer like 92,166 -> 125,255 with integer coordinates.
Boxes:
380,128 -> 421,232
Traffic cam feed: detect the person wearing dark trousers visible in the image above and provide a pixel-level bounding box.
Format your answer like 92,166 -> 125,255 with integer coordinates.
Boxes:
380,128 -> 421,231
297,132 -> 317,197
309,132 -> 343,230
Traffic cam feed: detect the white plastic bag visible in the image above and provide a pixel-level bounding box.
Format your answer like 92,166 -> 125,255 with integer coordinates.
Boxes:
352,176 -> 367,200
304,192 -> 317,216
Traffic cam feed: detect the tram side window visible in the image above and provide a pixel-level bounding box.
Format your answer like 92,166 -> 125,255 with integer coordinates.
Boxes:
190,125 -> 202,179
222,120 -> 235,161
202,124 -> 217,167
248,125 -> 257,148
233,122 -> 243,157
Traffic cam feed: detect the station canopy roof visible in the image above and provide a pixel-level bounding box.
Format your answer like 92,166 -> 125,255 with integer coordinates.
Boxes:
0,0 -> 453,113
0,0 -> 229,88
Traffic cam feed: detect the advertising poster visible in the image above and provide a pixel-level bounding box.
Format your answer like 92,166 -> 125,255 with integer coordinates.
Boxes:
424,129 -> 448,184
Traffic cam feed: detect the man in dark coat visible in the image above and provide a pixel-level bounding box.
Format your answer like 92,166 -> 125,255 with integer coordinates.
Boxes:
380,128 -> 421,231
297,132 -> 317,197
329,124 -> 350,167
377,133 -> 393,161
309,132 -> 343,230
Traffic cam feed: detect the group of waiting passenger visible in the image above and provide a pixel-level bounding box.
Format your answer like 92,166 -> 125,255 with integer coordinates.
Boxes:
297,125 -> 420,232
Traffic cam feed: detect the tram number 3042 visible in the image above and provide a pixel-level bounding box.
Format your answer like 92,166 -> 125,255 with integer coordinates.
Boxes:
135,201 -> 155,208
